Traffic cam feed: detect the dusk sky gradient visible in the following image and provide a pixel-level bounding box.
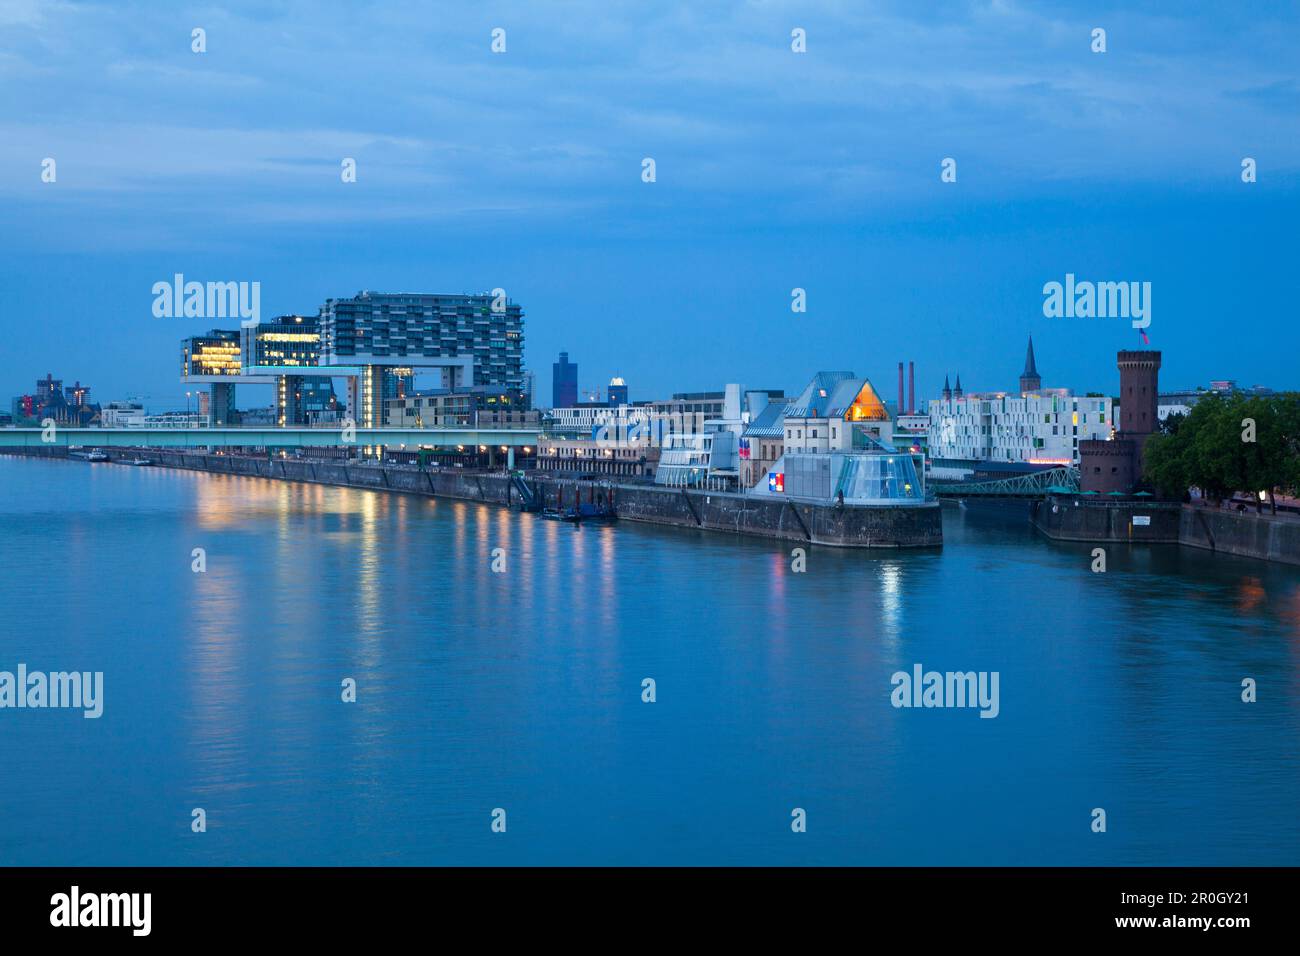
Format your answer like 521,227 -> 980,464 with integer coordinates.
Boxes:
2,1 -> 1297,409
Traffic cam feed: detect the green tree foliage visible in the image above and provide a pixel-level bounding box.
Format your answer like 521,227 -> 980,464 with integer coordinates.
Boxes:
1143,393 -> 1300,511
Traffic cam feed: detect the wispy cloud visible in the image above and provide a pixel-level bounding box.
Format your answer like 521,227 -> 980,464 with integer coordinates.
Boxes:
1,0 -> 1297,245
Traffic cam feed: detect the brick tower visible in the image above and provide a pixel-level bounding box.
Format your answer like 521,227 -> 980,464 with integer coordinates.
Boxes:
1079,350 -> 1161,493
1116,350 -> 1161,437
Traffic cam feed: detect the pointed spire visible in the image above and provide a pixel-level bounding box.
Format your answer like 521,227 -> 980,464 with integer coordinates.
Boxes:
942,374 -> 952,401
953,374 -> 963,399
1020,335 -> 1042,393
1023,335 -> 1039,378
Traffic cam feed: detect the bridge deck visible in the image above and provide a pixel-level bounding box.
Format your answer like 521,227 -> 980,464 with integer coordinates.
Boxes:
931,466 -> 1080,497
0,427 -> 539,449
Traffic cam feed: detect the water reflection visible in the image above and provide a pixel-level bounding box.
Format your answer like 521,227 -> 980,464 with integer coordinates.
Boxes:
3,459 -> 1299,865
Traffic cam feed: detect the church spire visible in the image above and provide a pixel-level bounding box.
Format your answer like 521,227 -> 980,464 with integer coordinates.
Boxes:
953,374 -> 963,399
1020,335 -> 1042,393
942,374 -> 952,401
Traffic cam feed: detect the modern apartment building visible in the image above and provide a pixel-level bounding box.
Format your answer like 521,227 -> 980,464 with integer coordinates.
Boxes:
927,339 -> 1112,469
928,390 -> 1112,468
100,401 -> 146,428
384,387 -> 537,429
319,291 -> 525,426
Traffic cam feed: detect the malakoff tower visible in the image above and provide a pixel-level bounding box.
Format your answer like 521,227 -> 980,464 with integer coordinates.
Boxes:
1079,350 -> 1161,493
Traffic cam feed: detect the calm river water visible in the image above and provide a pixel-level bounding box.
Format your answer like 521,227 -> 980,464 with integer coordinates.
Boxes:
1,456 -> 1297,865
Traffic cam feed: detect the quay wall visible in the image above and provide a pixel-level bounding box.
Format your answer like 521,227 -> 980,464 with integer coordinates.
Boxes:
2,448 -> 940,549
1032,493 -> 1300,567
1178,505 -> 1300,567
1030,496 -> 1181,543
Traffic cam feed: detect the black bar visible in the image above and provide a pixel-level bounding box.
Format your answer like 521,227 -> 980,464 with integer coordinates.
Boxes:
0,867 -> 1278,940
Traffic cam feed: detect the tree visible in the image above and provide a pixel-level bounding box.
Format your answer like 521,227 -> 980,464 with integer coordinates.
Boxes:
1143,392 -> 1300,511
1143,429 -> 1189,499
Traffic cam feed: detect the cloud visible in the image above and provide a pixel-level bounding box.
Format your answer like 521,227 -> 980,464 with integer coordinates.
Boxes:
0,0 -> 1296,247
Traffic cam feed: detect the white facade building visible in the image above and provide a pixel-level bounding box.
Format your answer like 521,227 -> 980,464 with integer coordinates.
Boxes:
143,410 -> 206,428
927,389 -> 1112,467
547,404 -> 653,434
100,401 -> 147,428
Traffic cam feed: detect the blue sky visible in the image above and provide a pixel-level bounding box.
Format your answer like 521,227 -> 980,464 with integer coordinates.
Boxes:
1,1 -> 1297,409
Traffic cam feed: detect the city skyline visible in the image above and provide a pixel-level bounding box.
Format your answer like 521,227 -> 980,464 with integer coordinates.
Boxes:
3,326 -> 1282,420
2,2 -> 1297,405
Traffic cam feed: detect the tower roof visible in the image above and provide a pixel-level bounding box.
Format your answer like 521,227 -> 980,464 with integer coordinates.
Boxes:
1022,336 -> 1039,379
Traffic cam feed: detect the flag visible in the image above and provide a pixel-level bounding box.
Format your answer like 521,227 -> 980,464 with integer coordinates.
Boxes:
1139,329 -> 1149,345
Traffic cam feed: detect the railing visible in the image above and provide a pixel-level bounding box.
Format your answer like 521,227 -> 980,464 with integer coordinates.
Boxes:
931,466 -> 1080,497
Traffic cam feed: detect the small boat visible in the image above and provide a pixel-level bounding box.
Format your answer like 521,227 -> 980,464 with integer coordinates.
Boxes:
127,457 -> 151,466
86,449 -> 109,462
539,504 -> 615,524
575,502 -> 617,523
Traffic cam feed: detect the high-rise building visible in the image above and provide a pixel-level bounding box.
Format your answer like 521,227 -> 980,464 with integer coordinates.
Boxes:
242,315 -> 339,426
552,351 -> 578,409
65,381 -> 90,407
35,374 -> 63,404
319,291 -> 525,426
607,376 -> 629,406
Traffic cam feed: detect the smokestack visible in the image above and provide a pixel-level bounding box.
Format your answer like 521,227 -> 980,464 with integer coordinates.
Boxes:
898,362 -> 905,417
908,362 -> 915,414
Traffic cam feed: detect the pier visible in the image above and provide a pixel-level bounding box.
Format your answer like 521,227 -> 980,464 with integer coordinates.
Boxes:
2,446 -> 943,549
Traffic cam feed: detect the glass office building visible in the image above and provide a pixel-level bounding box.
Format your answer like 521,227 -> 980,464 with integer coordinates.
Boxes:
781,451 -> 925,504
181,330 -> 242,378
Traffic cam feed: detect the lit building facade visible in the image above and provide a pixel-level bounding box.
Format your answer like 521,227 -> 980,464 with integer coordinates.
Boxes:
181,330 -> 242,379
242,316 -> 339,426
181,329 -> 256,425
781,372 -> 894,454
735,371 -> 928,503
242,315 -> 320,369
